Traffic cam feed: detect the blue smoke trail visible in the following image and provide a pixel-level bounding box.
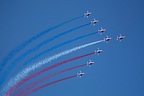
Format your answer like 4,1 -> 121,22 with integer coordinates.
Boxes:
0,15 -> 83,73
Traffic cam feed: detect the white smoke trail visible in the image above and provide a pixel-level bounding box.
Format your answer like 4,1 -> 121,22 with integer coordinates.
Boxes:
1,40 -> 104,96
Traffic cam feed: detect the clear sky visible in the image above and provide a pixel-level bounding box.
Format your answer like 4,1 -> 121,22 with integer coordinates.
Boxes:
0,0 -> 144,96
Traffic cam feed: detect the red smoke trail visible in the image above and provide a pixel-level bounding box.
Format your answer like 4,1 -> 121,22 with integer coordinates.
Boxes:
21,75 -> 77,96
6,52 -> 95,96
16,64 -> 87,96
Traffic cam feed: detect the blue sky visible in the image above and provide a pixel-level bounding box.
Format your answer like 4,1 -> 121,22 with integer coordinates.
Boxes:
0,0 -> 144,96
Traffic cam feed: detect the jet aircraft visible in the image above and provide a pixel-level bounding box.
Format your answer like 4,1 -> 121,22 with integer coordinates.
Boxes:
91,19 -> 99,26
84,11 -> 91,18
117,34 -> 125,41
87,60 -> 94,66
77,71 -> 85,78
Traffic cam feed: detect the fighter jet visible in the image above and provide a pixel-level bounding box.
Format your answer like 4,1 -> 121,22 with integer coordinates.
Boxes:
87,59 -> 94,66
77,71 -> 85,78
91,19 -> 99,26
117,34 -> 125,41
84,11 -> 91,18
104,36 -> 112,42
98,27 -> 106,34
95,48 -> 103,55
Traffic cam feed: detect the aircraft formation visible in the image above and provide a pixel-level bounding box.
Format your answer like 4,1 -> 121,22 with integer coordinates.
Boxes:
0,11 -> 126,96
78,11 -> 125,78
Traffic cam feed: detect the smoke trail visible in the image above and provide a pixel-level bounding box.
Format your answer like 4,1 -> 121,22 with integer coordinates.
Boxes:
0,15 -> 83,73
0,23 -> 91,85
15,64 -> 87,96
1,39 -> 104,96
6,52 -> 94,96
21,75 -> 77,96
1,30 -> 96,86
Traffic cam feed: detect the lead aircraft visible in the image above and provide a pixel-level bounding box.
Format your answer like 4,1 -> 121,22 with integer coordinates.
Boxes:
84,11 -> 91,18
